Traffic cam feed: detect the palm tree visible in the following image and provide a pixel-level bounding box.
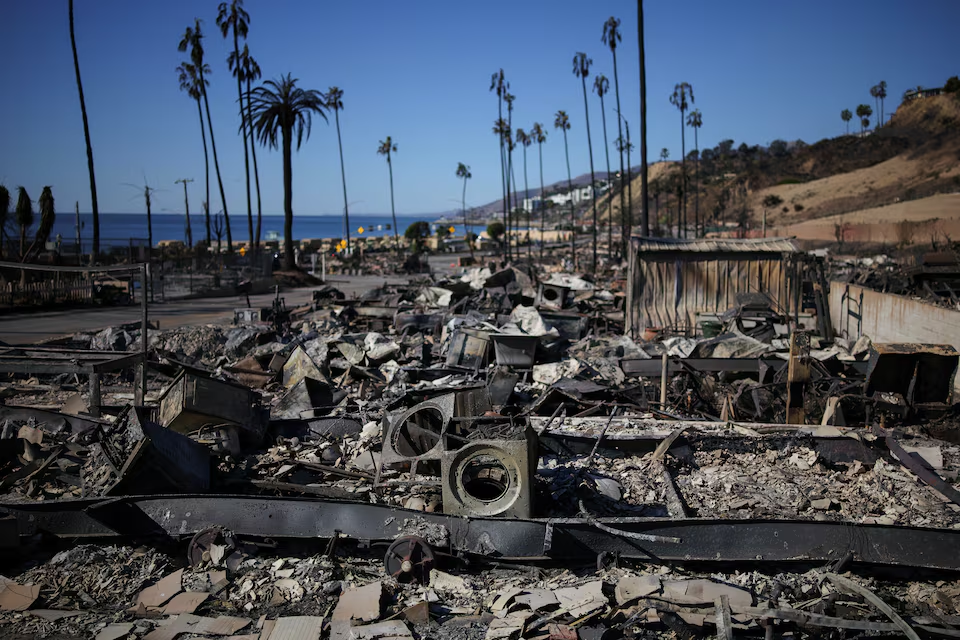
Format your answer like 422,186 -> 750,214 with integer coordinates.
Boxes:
24,187 -> 55,263
841,109 -> 852,134
0,185 -> 9,259
515,129 -> 533,261
15,187 -> 32,259
669,82 -> 694,238
856,104 -> 872,135
637,0 -> 650,238
327,87 -> 352,255
573,52 -> 600,271
235,46 -> 264,249
217,0 -> 252,251
504,92 -> 516,257
554,110 -> 576,267
877,80 -> 888,127
179,19 -> 232,252
660,148 -> 669,162
177,62 -> 212,245
686,108 -> 702,237
490,70 -> 510,258
593,74 -> 614,255
602,16 -> 627,256
69,0 -> 99,259
492,118 -> 511,257
248,74 -> 327,270
870,85 -> 880,130
377,137 -> 400,253
456,163 -> 474,259
531,123 -> 547,262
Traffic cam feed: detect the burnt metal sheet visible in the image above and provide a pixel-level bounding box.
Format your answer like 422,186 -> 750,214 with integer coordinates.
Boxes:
490,334 -> 538,369
158,370 -> 266,446
627,240 -> 801,336
621,357 -> 785,377
4,495 -> 960,571
865,343 -> 959,404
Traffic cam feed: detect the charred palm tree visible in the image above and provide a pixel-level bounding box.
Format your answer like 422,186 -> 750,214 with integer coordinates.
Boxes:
593,74 -> 614,255
602,16 -> 627,256
236,46 -> 264,248
69,0 -> 99,259
15,187 -> 33,259
177,62 -> 212,245
492,118 -> 511,258
327,87 -> 352,255
490,70 -> 510,258
456,163 -> 474,259
554,110 -> 576,268
531,123 -> 547,262
24,187 -> 55,262
377,137 -> 400,253
248,74 -> 327,270
515,129 -> 533,262
686,108 -> 702,237
573,52 -> 600,271
217,0 -> 253,250
0,185 -> 9,259
179,19 -> 232,252
505,92 -> 516,257
669,82 -> 693,238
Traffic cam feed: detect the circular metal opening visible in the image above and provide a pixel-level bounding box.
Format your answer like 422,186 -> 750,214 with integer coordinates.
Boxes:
543,287 -> 560,301
394,407 -> 443,457
460,454 -> 510,502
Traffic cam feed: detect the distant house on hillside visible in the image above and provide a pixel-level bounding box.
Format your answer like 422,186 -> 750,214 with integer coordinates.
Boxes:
903,86 -> 944,101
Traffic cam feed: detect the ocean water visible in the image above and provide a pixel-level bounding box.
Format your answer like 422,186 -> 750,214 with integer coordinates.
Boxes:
51,213 -> 473,249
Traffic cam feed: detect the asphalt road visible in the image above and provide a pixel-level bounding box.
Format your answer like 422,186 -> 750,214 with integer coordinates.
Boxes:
0,274 -> 412,346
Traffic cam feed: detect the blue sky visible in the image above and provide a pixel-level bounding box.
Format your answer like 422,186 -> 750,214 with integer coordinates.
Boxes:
1,0 -> 958,217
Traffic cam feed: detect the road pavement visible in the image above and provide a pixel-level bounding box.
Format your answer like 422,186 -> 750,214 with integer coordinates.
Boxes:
0,275 -> 411,346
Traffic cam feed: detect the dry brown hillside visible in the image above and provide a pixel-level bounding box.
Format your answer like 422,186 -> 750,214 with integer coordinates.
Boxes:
754,94 -> 960,227
599,92 -> 960,233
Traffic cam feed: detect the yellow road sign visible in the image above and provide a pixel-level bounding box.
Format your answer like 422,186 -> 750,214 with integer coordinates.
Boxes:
357,226 -> 365,234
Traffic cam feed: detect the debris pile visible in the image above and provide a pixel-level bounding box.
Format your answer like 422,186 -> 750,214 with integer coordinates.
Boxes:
2,254 -> 960,637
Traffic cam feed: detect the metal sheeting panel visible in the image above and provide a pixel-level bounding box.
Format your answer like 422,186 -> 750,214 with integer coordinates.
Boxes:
632,237 -> 799,253
627,253 -> 797,335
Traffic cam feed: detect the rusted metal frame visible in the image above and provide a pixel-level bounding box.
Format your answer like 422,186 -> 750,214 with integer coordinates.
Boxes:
6,496 -> 960,573
879,427 -> 960,507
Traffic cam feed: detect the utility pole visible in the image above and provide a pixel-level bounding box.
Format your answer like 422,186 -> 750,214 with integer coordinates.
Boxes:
175,178 -> 194,248
638,0 -> 649,237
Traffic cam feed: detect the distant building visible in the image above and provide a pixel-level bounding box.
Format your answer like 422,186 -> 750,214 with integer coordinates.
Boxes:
903,86 -> 943,101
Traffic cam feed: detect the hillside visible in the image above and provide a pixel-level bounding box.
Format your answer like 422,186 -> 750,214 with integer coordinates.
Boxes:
593,90 -> 960,234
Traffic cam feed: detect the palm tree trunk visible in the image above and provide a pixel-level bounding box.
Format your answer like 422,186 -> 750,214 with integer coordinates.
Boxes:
388,156 -> 399,254
538,141 -> 546,263
69,0 -> 99,260
234,32 -> 253,253
462,177 -> 473,259
199,70 -> 232,253
246,77 -> 263,252
680,108 -> 686,238
523,145 -> 530,263
282,124 -> 294,270
694,126 -> 700,238
638,0 -> 650,238
581,76 -> 599,272
506,109 -> 514,261
612,48 -> 626,258
510,156 -> 518,260
563,129 -> 575,269
196,98 -> 211,246
599,94 -> 613,255
335,110 -> 351,254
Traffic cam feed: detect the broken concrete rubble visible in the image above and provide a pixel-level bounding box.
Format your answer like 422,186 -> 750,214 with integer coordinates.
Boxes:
3,255 -> 960,638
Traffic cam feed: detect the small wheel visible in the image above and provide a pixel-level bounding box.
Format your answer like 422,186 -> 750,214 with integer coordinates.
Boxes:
187,526 -> 237,567
384,536 -> 435,584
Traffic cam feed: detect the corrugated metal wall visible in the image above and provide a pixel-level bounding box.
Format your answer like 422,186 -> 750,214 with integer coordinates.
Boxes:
627,251 -> 798,336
